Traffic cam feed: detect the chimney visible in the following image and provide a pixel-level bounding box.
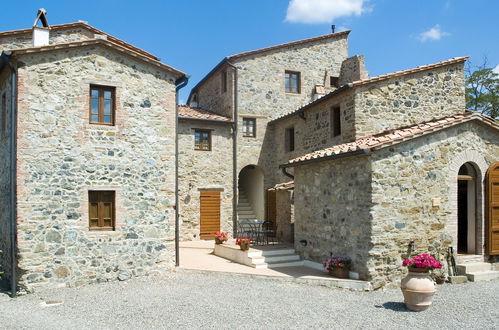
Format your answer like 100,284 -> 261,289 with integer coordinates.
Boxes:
331,25 -> 336,33
32,8 -> 50,47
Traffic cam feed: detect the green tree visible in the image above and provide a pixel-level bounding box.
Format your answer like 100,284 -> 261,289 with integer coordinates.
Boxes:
465,60 -> 499,118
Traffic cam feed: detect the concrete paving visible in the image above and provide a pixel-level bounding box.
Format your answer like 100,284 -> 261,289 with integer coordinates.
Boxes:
179,240 -> 372,290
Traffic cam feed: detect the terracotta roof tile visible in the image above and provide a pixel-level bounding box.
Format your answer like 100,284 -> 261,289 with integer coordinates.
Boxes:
286,112 -> 498,166
269,181 -> 294,191
178,105 -> 232,122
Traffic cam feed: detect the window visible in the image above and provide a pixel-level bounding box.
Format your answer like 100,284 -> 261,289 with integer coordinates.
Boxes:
194,129 -> 211,151
89,191 -> 115,231
285,71 -> 300,94
330,76 -> 339,88
331,106 -> 341,137
285,127 -> 295,152
1,93 -> 6,137
242,118 -> 256,137
221,70 -> 227,93
90,85 -> 115,125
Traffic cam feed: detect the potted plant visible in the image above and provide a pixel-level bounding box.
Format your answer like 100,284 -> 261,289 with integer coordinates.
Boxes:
214,232 -> 229,245
235,237 -> 251,251
323,254 -> 351,278
401,253 -> 443,312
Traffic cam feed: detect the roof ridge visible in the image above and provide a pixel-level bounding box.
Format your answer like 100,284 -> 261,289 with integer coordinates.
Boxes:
351,56 -> 469,86
0,21 -> 159,61
227,30 -> 350,60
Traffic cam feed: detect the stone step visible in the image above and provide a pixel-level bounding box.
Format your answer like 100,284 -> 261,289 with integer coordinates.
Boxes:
247,248 -> 296,257
466,270 -> 499,282
264,254 -> 301,263
456,255 -> 485,264
237,206 -> 253,211
267,260 -> 305,268
456,262 -> 492,275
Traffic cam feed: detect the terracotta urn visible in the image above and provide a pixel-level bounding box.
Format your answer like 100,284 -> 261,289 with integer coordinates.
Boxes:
239,243 -> 250,251
401,268 -> 436,311
328,267 -> 349,279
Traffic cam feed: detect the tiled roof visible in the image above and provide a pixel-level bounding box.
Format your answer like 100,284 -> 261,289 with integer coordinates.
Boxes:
350,56 -> 468,87
270,57 -> 469,124
178,105 -> 233,122
0,22 -> 159,61
285,112 -> 498,167
8,38 -> 185,78
227,31 -> 350,60
269,181 -> 294,191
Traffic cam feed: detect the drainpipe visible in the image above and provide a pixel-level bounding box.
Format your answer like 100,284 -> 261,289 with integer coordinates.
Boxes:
3,51 -> 17,297
174,75 -> 189,267
281,167 -> 294,180
226,61 -> 238,236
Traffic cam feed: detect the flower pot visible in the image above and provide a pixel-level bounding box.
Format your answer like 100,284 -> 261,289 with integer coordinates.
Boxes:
215,238 -> 224,245
239,243 -> 250,251
401,268 -> 436,312
328,266 -> 349,279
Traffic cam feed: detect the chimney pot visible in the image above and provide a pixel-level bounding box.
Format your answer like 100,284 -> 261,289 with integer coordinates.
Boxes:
331,25 -> 336,33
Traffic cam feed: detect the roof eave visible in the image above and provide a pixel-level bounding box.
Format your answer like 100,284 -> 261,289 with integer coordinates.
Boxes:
178,116 -> 234,124
280,148 -> 370,168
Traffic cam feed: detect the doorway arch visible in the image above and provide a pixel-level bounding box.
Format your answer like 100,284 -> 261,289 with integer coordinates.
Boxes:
238,165 -> 265,220
457,163 -> 480,254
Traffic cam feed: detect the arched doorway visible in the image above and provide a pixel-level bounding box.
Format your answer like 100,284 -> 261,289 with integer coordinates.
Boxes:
457,163 -> 479,254
238,165 -> 265,220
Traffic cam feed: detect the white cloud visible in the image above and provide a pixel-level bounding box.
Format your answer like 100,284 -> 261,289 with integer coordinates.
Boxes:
493,65 -> 499,74
285,0 -> 369,24
418,24 -> 450,42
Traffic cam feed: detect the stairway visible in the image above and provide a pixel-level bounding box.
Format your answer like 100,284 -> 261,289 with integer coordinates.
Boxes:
237,190 -> 257,219
456,255 -> 499,282
247,247 -> 303,269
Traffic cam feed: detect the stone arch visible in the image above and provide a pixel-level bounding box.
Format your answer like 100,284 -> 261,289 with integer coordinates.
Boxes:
447,150 -> 488,255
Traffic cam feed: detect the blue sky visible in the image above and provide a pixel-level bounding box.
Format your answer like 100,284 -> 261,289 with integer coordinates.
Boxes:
1,1 -> 498,102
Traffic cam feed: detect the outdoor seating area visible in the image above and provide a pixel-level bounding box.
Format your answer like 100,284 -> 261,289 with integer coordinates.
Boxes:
236,219 -> 278,245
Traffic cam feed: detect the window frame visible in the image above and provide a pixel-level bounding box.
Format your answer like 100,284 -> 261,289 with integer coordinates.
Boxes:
285,126 -> 295,152
88,190 -> 116,231
285,71 -> 301,94
331,106 -> 341,137
221,70 -> 228,93
330,76 -> 340,88
89,85 -> 116,126
242,118 -> 256,138
194,129 -> 212,151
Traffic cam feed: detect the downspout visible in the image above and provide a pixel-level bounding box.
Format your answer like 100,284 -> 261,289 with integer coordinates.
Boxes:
174,75 -> 189,267
3,51 -> 17,298
281,167 -> 294,180
226,61 -> 238,236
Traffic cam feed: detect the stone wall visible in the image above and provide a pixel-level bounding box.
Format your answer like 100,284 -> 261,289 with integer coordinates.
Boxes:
369,121 -> 499,288
14,45 -> 178,290
271,90 -> 356,183
178,120 -> 234,239
354,62 -> 466,138
0,27 -> 94,52
194,65 -> 234,118
0,66 -> 13,287
293,154 -> 373,280
339,55 -> 368,86
275,190 -> 294,243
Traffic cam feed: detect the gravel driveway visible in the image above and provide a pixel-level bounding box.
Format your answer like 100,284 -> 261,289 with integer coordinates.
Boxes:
0,271 -> 497,329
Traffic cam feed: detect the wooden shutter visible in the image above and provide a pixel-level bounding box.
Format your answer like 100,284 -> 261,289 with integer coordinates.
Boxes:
267,190 -> 276,223
487,162 -> 499,255
200,190 -> 221,239
89,191 -> 115,231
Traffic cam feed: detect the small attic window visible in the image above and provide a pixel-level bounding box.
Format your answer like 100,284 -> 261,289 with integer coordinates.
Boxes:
330,76 -> 340,88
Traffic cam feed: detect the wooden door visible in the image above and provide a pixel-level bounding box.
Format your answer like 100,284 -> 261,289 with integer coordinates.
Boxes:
487,162 -> 499,255
200,190 -> 221,239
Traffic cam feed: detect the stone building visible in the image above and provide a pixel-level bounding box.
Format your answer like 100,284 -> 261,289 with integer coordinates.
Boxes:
0,13 -> 187,291
180,31 -> 499,287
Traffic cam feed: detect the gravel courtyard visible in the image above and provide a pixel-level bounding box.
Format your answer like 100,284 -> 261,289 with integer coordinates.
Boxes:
0,271 -> 497,330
